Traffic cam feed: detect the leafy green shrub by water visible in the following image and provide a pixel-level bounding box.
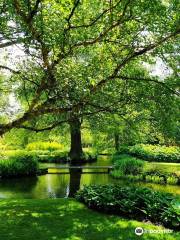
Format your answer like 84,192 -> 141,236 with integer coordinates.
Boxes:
0,152 -> 39,178
112,154 -> 144,175
111,155 -> 180,185
76,185 -> 180,230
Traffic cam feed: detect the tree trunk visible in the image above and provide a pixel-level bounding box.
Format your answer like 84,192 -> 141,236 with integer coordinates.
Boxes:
69,117 -> 83,163
114,133 -> 120,152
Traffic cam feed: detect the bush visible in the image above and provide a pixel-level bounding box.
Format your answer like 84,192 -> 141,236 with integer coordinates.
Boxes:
112,154 -> 144,176
144,169 -> 180,185
111,157 -> 180,185
76,185 -> 180,230
0,150 -> 29,158
37,150 -> 68,163
1,147 -> 98,164
0,152 -> 39,178
26,141 -> 64,151
124,144 -> 180,163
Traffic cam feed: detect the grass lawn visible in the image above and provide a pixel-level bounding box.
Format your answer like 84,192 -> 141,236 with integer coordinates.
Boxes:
116,154 -> 180,175
145,162 -> 180,174
0,199 -> 179,240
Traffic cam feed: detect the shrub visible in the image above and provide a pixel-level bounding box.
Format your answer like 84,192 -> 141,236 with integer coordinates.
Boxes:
112,154 -> 144,176
1,148 -> 97,164
0,143 -> 8,151
161,201 -> 180,229
37,150 -> 68,163
0,150 -> 25,159
0,152 -> 39,178
125,144 -> 180,163
26,141 -> 64,151
76,185 -> 180,230
111,161 -> 180,185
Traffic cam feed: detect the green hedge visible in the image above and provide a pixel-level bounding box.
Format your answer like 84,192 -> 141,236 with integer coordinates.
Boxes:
26,141 -> 65,151
0,149 -> 97,164
36,150 -> 68,163
120,144 -> 180,163
0,152 -> 39,178
76,185 -> 180,230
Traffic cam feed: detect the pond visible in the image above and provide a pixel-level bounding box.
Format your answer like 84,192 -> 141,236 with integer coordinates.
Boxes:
0,156 -> 180,199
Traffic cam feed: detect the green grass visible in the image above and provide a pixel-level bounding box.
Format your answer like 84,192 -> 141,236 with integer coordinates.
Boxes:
0,199 -> 179,240
145,162 -> 180,174
112,154 -> 180,175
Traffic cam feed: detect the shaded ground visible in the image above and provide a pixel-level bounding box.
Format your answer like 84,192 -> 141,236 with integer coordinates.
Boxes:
0,199 -> 179,240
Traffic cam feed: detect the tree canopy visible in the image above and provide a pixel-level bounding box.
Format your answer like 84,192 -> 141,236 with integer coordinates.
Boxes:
0,0 -> 179,139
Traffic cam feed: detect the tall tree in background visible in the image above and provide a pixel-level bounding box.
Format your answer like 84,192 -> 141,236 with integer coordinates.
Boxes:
0,0 -> 179,161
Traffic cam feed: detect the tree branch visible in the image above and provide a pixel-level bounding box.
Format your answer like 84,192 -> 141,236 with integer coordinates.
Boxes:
0,65 -> 20,74
117,75 -> 180,96
0,40 -> 19,48
73,0 -> 132,48
19,119 -> 67,132
89,28 -> 180,94
68,0 -> 123,30
66,0 -> 80,24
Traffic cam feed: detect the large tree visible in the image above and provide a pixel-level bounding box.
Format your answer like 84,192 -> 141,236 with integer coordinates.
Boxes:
0,0 -> 179,161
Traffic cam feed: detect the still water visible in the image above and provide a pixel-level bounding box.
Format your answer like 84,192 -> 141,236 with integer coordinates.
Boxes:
0,156 -> 180,199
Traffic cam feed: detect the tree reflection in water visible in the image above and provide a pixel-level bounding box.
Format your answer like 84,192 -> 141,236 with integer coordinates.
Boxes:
68,168 -> 82,197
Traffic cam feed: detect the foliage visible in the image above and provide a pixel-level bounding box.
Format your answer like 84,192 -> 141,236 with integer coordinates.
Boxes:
123,144 -> 180,163
111,154 -> 180,185
0,0 -> 179,148
76,185 -> 180,230
0,142 -> 8,151
111,170 -> 180,186
0,148 -> 97,164
112,154 -> 144,175
26,141 -> 65,151
0,149 -> 30,159
161,202 -> 180,230
0,152 -> 39,178
36,150 -> 68,163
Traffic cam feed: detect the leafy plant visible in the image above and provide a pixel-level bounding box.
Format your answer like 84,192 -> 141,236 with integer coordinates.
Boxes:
0,152 -> 39,178
126,144 -> 180,163
76,185 -> 180,230
26,141 -> 64,152
112,154 -> 144,175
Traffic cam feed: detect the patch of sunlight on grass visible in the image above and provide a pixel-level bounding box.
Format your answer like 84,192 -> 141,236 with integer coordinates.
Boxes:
0,199 -> 179,240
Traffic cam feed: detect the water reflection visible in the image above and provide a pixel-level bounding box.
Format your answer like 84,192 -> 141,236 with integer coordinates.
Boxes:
68,169 -> 82,197
0,156 -> 180,199
0,177 -> 38,198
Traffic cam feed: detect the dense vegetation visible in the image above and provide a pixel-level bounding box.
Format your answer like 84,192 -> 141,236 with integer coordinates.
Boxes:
0,152 -> 38,178
0,0 -> 179,162
0,0 -> 179,238
120,144 -> 180,163
112,154 -> 144,175
76,185 -> 180,230
0,141 -> 97,165
26,141 -> 65,151
111,154 -> 180,185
